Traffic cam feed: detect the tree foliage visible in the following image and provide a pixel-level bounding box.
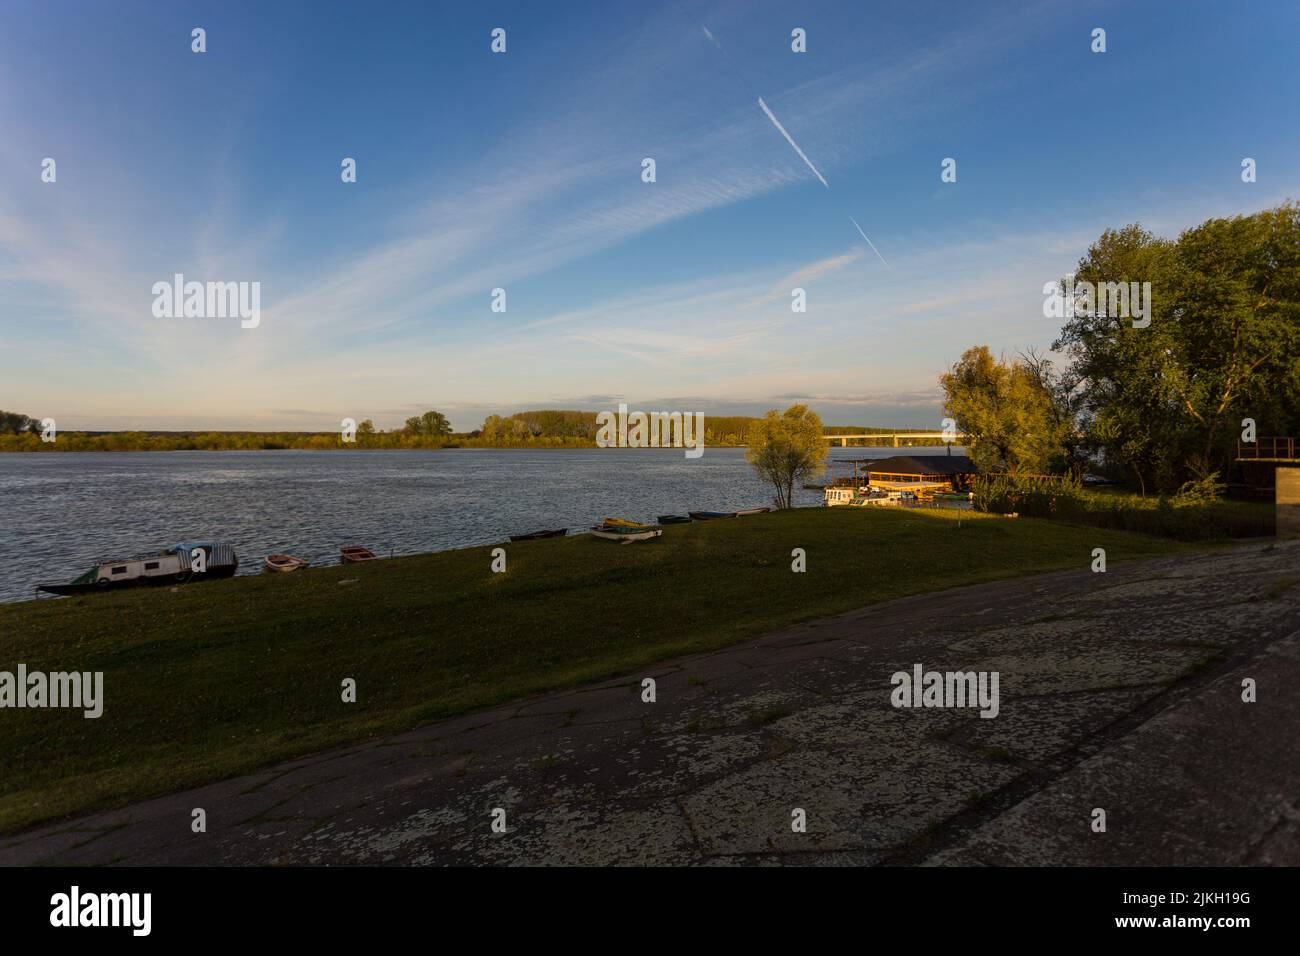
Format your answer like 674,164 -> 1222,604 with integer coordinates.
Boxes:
0,410 -> 39,435
744,404 -> 827,509
939,346 -> 1064,475
403,410 -> 453,437
1055,202 -> 1300,492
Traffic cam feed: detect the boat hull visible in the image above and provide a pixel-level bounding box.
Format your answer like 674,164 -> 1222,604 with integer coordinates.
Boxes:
39,564 -> 237,596
265,554 -> 309,573
688,511 -> 737,520
600,518 -> 655,530
656,515 -> 692,524
590,528 -> 662,543
509,529 -> 568,541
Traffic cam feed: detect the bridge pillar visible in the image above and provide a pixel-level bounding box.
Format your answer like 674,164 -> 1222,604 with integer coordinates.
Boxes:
892,434 -> 899,447
840,437 -> 847,448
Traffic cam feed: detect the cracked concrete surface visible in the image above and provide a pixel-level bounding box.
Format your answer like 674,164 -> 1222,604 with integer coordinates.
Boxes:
3,540 -> 1298,866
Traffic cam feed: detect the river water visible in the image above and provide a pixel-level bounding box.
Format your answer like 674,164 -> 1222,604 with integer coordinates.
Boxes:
0,446 -> 965,604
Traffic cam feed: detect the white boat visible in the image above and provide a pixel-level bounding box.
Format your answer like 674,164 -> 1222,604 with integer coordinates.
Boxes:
590,527 -> 663,544
39,542 -> 239,595
265,554 -> 310,573
850,493 -> 901,507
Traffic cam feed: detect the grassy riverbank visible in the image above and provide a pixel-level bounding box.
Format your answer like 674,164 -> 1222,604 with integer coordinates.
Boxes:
0,507 -> 1194,834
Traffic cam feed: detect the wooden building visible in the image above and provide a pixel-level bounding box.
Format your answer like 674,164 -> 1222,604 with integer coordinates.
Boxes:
824,454 -> 978,505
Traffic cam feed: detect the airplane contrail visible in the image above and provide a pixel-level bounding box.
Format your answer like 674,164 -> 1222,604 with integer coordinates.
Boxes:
757,96 -> 830,189
850,216 -> 892,271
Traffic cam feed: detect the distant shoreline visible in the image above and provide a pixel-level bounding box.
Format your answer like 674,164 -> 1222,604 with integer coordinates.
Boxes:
0,442 -> 956,454
0,433 -> 951,454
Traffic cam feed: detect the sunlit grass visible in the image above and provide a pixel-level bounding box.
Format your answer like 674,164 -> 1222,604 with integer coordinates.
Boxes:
0,507 -> 1191,834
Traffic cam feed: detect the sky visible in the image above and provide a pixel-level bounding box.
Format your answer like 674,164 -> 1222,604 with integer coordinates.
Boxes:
1,0 -> 1298,431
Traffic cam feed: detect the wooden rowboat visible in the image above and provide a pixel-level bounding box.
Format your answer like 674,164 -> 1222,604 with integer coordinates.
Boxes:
734,507 -> 772,516
656,515 -> 692,524
265,553 -> 309,573
340,546 -> 378,563
590,527 -> 663,543
688,511 -> 737,520
509,529 -> 567,542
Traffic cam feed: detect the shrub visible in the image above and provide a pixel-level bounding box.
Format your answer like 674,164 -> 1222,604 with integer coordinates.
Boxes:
973,473 -> 1271,540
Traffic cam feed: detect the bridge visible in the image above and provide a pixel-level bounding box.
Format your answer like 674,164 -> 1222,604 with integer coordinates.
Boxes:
823,432 -> 967,448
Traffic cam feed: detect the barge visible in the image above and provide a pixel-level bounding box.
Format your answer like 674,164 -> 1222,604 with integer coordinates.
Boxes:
39,542 -> 239,596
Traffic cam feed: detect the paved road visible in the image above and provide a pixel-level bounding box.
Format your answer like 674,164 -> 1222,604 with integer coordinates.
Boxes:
4,540 -> 1298,865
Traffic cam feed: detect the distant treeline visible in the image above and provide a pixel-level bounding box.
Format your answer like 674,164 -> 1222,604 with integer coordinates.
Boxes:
473,411 -> 763,446
0,429 -> 459,452
0,407 -> 946,452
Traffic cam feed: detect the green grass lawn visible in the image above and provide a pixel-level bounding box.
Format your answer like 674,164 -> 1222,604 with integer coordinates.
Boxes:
0,507 -> 1193,834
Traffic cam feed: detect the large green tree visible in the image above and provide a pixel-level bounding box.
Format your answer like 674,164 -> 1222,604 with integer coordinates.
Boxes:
0,410 -> 38,434
940,346 -> 1064,475
745,405 -> 827,509
404,410 -> 453,437
1055,202 -> 1300,492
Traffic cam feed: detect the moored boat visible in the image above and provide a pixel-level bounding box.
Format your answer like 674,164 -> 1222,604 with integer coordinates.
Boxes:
656,515 -> 692,524
38,541 -> 239,596
340,545 -> 378,563
509,529 -> 567,541
688,511 -> 737,520
590,527 -> 663,543
600,517 -> 655,530
849,490 -> 901,507
265,553 -> 309,573
734,507 -> 772,516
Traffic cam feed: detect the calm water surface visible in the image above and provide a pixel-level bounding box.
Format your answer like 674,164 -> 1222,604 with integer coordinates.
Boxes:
0,446 -> 965,604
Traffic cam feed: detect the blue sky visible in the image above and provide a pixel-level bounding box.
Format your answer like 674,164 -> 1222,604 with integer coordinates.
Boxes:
2,0 -> 1297,431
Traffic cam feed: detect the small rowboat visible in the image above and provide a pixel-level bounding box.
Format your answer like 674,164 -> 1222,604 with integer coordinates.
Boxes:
265,553 -> 309,573
734,507 -> 772,516
509,529 -> 567,542
600,517 -> 655,530
688,511 -> 737,520
590,527 -> 663,543
340,545 -> 378,563
656,515 -> 692,525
